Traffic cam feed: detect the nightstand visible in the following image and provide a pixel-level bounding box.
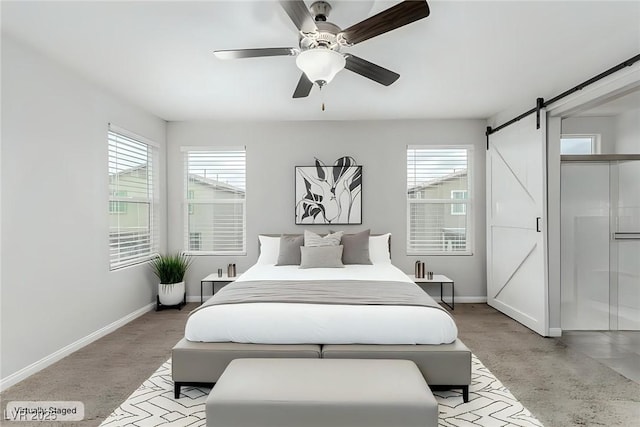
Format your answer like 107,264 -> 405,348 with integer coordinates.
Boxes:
408,274 -> 455,310
200,273 -> 237,304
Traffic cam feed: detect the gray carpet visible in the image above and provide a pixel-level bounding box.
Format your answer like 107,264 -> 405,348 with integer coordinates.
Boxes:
2,303 -> 639,426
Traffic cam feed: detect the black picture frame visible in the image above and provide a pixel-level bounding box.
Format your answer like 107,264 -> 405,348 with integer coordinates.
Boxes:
295,161 -> 362,225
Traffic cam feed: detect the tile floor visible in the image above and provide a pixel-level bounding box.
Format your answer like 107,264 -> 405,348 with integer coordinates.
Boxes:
558,331 -> 640,383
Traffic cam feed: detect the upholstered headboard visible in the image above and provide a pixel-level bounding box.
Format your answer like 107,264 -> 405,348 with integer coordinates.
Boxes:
258,233 -> 391,255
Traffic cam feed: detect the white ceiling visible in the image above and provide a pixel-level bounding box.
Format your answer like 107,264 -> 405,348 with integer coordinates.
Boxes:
2,1 -> 639,122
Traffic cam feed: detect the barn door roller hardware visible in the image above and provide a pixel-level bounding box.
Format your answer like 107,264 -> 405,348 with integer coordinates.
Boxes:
486,53 -> 640,150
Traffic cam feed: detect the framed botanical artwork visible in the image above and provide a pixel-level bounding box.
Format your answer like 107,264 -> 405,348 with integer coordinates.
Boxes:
295,156 -> 362,225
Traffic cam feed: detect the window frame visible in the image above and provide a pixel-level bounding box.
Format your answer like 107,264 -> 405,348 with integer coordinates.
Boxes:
109,190 -> 128,214
189,232 -> 202,251
450,190 -> 468,216
182,147 -> 247,256
406,145 -> 474,256
108,125 -> 159,270
560,134 -> 600,155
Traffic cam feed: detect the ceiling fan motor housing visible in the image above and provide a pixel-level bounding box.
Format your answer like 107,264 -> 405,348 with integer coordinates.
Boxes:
298,1 -> 342,52
299,21 -> 341,51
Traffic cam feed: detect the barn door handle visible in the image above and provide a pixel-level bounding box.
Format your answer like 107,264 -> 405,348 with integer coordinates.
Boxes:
613,232 -> 640,240
536,217 -> 541,232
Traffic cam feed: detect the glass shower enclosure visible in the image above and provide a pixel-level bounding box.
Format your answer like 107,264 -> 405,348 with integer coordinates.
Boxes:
561,157 -> 640,330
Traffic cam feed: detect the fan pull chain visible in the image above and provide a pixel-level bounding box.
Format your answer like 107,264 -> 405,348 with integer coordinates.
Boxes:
320,84 -> 326,112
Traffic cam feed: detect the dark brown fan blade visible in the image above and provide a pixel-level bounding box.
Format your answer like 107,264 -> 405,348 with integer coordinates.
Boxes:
213,48 -> 297,60
340,1 -> 430,46
344,55 -> 400,86
293,73 -> 313,98
280,0 -> 318,34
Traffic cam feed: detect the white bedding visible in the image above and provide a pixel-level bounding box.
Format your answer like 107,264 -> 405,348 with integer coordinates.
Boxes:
185,264 -> 458,345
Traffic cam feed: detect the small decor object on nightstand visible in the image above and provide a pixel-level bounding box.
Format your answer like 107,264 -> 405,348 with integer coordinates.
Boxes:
150,252 -> 192,311
415,261 -> 425,278
227,263 -> 236,277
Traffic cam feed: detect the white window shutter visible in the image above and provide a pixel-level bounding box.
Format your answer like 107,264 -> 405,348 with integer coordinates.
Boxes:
407,147 -> 472,255
108,129 -> 158,269
184,148 -> 246,255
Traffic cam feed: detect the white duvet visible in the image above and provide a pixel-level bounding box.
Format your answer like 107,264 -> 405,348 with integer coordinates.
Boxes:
185,263 -> 458,345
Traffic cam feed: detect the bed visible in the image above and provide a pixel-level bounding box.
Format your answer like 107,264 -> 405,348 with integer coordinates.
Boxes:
172,232 -> 472,401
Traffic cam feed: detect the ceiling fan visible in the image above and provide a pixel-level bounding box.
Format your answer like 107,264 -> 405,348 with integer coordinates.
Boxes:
213,0 -> 430,98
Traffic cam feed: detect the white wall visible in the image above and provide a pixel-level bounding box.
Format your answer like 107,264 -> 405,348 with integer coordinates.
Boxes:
167,119 -> 487,301
561,116 -> 617,153
1,36 -> 167,384
615,108 -> 640,153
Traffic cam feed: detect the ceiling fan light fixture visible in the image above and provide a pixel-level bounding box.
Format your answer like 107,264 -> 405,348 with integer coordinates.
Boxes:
295,48 -> 345,86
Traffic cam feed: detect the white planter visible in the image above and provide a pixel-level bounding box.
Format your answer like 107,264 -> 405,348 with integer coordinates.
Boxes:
158,281 -> 185,306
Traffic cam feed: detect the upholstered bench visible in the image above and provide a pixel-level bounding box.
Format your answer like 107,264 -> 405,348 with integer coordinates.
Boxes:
205,358 -> 439,427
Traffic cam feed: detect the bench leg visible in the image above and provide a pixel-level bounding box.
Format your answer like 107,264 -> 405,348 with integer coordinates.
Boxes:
174,381 -> 216,399
428,384 -> 469,402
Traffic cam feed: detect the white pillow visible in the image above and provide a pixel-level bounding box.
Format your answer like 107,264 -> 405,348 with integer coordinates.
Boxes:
369,233 -> 391,264
257,235 -> 280,265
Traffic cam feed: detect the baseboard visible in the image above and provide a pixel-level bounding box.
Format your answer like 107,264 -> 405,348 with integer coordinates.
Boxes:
187,295 -> 202,303
454,297 -> 488,303
548,328 -> 562,337
0,302 -> 156,392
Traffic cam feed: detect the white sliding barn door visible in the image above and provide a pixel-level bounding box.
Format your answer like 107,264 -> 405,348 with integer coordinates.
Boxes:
487,112 -> 549,336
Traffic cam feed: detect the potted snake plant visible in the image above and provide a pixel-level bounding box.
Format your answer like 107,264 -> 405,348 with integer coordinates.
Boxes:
150,252 -> 192,310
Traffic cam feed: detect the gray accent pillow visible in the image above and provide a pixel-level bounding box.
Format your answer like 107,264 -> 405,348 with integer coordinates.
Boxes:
299,245 -> 345,269
276,234 -> 304,266
339,229 -> 373,265
304,230 -> 343,247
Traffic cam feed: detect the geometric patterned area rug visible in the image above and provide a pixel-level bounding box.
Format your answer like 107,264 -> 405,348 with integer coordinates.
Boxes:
101,355 -> 543,426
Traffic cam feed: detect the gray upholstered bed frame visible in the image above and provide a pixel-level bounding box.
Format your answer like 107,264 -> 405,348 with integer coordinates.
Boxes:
172,338 -> 472,402
172,234 -> 472,402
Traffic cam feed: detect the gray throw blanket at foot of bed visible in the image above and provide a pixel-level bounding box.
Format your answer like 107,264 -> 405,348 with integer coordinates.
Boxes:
191,280 -> 451,317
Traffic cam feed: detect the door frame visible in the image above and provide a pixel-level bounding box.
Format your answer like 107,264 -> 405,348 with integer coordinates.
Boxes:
546,62 -> 640,336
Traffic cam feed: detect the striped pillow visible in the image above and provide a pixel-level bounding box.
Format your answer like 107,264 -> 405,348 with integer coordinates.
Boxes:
304,230 -> 343,247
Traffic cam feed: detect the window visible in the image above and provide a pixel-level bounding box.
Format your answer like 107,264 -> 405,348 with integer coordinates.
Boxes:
560,134 -> 599,154
184,147 -> 246,254
189,232 -> 202,251
187,190 -> 195,215
450,190 -> 467,215
108,127 -> 158,270
407,146 -> 472,255
109,190 -> 128,214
